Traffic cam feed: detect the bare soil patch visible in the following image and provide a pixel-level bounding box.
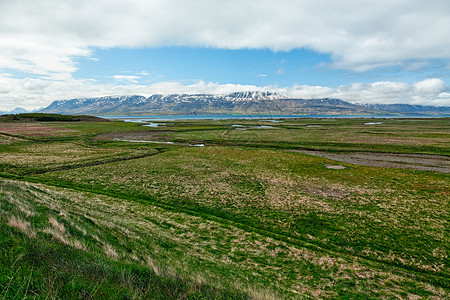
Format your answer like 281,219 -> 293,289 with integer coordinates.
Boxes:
292,150 -> 450,173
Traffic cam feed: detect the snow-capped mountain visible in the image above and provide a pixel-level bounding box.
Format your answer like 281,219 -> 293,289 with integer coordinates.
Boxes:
0,107 -> 32,115
38,92 -> 450,115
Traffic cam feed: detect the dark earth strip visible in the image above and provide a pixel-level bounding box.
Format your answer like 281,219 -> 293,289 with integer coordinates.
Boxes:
291,150 -> 450,173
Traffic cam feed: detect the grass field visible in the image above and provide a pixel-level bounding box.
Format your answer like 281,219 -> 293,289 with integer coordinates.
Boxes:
0,115 -> 449,299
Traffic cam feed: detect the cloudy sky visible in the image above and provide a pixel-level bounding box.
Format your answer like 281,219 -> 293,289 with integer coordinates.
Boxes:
1,0 -> 450,111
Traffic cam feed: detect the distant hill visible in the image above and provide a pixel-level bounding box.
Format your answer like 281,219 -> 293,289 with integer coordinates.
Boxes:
362,103 -> 450,115
38,92 -> 450,115
0,107 -> 30,115
0,107 -> 44,116
0,113 -> 108,122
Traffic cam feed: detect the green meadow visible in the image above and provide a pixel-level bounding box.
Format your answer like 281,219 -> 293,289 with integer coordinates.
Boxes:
0,115 -> 448,299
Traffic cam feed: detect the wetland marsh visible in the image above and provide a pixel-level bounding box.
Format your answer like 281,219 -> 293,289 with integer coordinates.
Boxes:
0,115 -> 448,299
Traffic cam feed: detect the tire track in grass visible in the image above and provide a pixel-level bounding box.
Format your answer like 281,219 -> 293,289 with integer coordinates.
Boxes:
6,150 -> 163,176
31,150 -> 163,175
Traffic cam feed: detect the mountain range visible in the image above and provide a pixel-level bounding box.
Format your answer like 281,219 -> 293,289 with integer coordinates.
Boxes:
0,107 -> 33,115
10,92 -> 450,116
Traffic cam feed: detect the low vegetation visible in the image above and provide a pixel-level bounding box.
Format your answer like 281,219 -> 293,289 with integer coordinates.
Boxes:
0,114 -> 448,298
0,113 -> 108,122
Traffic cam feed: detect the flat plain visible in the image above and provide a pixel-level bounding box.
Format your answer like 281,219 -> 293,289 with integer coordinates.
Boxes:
0,115 -> 448,299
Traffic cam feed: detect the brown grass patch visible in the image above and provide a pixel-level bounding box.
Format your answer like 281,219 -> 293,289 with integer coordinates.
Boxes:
0,133 -> 26,144
103,244 -> 119,259
8,215 -> 36,238
42,216 -> 85,250
43,227 -> 69,245
0,125 -> 75,137
0,142 -> 135,168
146,257 -> 160,275
325,164 -> 346,169
48,216 -> 65,233
43,217 -> 69,245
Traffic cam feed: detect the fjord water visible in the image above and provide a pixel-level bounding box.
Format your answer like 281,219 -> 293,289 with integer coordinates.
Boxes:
104,114 -> 449,122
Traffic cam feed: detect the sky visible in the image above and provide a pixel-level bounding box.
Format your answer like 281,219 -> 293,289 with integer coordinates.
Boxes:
1,0 -> 450,111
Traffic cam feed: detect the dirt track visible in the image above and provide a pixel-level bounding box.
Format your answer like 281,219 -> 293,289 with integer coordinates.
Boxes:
292,150 -> 450,173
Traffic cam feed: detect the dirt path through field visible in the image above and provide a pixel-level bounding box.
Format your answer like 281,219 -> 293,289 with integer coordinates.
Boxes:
291,150 -> 450,173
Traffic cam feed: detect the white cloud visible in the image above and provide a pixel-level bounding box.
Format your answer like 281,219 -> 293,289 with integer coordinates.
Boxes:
110,75 -> 141,83
1,1 -> 450,111
284,79 -> 450,106
413,78 -> 447,93
137,71 -> 150,76
1,0 -> 450,77
1,76 -> 449,111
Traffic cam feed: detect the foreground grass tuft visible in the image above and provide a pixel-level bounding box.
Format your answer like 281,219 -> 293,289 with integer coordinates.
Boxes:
0,224 -> 249,299
7,215 -> 35,238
